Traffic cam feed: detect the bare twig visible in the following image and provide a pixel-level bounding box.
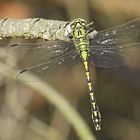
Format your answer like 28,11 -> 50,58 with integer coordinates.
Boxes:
0,18 -> 68,40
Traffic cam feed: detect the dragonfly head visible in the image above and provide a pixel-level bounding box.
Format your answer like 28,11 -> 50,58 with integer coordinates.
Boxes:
64,18 -> 88,41
70,18 -> 87,29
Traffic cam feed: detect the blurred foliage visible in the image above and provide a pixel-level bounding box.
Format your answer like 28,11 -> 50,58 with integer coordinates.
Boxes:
0,0 -> 140,140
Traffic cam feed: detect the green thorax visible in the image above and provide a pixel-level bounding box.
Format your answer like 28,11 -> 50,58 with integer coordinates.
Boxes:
70,18 -> 89,51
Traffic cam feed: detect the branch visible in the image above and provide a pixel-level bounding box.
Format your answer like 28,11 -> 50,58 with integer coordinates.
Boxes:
0,61 -> 97,140
0,18 -> 68,40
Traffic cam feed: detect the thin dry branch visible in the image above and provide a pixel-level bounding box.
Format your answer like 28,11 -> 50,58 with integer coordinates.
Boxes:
0,18 -> 68,40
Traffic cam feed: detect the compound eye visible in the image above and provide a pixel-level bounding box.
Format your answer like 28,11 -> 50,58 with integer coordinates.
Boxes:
70,23 -> 76,29
80,20 -> 86,26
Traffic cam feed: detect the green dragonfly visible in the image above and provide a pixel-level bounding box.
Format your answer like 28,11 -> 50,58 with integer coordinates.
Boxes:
7,18 -> 140,131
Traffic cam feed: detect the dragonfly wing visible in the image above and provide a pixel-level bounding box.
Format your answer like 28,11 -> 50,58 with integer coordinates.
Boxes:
89,43 -> 140,68
118,43 -> 140,68
6,41 -> 76,68
90,18 -> 140,46
6,41 -> 81,80
89,45 -> 122,68
18,50 -> 80,81
89,18 -> 140,68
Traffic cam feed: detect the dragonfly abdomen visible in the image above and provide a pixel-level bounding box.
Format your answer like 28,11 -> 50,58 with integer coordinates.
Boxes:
80,50 -> 101,131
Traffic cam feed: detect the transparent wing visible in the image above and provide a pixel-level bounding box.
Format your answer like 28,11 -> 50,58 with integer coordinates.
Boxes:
6,41 -> 81,80
118,43 -> 140,68
89,18 -> 140,68
6,41 -> 76,68
91,18 -> 140,46
18,50 -> 80,81
88,43 -> 140,68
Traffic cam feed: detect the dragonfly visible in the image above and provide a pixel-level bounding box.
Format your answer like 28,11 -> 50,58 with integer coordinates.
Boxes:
6,18 -> 140,131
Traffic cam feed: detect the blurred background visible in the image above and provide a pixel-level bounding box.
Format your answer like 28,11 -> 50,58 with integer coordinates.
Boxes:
0,0 -> 140,140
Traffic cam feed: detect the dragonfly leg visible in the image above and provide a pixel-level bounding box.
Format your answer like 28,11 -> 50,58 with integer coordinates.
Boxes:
86,22 -> 94,34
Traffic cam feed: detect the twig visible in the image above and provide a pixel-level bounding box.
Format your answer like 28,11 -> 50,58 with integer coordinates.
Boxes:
0,18 -> 68,40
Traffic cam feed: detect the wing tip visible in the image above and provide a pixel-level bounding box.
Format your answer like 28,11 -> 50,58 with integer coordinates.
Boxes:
20,69 -> 28,74
11,43 -> 18,47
